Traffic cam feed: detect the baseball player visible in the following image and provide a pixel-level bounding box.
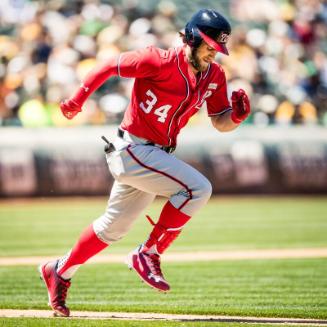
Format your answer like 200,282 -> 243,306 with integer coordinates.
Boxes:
39,9 -> 250,317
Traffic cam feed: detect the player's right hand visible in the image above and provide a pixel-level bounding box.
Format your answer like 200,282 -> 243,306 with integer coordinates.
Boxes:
60,99 -> 82,120
230,89 -> 251,124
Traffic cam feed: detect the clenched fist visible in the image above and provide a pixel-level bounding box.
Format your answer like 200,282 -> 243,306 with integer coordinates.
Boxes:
231,89 -> 251,124
60,99 -> 82,120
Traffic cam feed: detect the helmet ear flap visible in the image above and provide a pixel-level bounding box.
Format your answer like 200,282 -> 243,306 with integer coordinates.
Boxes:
184,23 -> 193,46
185,24 -> 202,49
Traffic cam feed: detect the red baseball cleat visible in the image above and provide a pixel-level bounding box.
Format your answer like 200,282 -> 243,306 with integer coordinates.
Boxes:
126,246 -> 170,292
39,260 -> 71,317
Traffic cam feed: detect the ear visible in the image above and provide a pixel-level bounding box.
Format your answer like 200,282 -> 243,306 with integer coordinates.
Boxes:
179,31 -> 187,44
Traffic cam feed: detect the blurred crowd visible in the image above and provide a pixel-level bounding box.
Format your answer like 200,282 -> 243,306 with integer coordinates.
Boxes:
0,0 -> 326,127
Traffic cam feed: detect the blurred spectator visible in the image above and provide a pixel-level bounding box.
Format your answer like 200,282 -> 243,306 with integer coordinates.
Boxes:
227,0 -> 326,126
0,0 -> 326,127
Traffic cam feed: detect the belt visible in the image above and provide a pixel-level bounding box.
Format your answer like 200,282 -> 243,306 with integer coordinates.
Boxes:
117,129 -> 175,154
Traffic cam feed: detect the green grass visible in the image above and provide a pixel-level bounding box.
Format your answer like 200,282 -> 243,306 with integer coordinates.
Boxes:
0,196 -> 326,257
0,319 -> 318,327
0,319 -> 321,327
0,259 -> 326,319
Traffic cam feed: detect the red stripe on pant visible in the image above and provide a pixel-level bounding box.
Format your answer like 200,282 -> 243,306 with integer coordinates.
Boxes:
126,145 -> 192,210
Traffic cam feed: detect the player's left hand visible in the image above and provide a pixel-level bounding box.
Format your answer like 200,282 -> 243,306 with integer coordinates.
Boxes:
60,99 -> 82,120
231,89 -> 251,124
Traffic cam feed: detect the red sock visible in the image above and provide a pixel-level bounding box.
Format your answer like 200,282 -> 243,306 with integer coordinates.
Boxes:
158,201 -> 191,229
143,201 -> 191,254
57,224 -> 108,279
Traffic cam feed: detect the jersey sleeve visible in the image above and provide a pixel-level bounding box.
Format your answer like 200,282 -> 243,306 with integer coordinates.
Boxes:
206,67 -> 231,116
69,46 -> 162,107
118,46 -> 162,79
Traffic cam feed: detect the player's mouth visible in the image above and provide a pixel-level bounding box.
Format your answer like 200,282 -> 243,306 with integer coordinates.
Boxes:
203,57 -> 213,64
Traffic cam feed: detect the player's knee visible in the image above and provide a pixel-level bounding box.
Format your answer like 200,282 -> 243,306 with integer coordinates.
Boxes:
93,214 -> 128,244
194,177 -> 212,203
198,178 -> 212,202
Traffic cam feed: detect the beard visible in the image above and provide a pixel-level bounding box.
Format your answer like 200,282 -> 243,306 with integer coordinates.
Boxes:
189,48 -> 208,72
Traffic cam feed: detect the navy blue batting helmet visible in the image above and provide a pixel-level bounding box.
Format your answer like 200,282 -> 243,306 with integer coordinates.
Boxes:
184,9 -> 231,55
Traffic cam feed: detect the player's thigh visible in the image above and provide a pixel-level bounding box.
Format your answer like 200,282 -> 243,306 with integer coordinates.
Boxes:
106,180 -> 155,218
93,180 -> 155,242
117,145 -> 211,198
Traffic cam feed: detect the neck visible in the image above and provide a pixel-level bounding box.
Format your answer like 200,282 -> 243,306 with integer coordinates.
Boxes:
185,45 -> 199,74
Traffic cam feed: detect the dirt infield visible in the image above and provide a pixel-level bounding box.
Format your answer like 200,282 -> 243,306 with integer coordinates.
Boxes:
1,247 -> 327,266
1,309 -> 327,325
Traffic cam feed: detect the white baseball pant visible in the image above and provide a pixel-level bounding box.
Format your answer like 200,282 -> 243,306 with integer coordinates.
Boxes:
93,131 -> 212,244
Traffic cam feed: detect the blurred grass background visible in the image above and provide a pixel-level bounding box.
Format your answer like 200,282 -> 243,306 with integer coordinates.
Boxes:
0,197 -> 326,257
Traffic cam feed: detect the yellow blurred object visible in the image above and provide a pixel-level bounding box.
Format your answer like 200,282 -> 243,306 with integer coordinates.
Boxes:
76,58 -> 97,80
279,2 -> 296,22
96,45 -> 120,63
4,73 -> 23,89
18,99 -> 51,127
299,101 -> 318,123
20,22 -> 42,41
275,100 -> 295,124
97,25 -> 124,46
0,36 -> 20,59
222,44 -> 257,81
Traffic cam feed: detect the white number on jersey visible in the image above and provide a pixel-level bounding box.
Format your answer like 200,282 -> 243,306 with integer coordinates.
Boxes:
154,105 -> 172,123
139,89 -> 171,123
140,90 -> 157,114
195,90 -> 212,110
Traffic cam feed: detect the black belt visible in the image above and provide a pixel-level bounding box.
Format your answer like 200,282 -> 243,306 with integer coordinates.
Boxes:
117,129 -> 175,154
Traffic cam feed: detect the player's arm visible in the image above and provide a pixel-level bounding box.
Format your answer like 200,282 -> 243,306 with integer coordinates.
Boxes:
211,109 -> 237,132
60,56 -> 119,119
60,47 -> 161,120
211,89 -> 251,132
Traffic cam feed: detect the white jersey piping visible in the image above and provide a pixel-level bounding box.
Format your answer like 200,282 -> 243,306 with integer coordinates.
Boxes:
208,107 -> 232,116
167,48 -> 190,146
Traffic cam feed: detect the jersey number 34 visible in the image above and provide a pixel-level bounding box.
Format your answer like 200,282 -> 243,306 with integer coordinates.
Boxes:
140,89 -> 172,123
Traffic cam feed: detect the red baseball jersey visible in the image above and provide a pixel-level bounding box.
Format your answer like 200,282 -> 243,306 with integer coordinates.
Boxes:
74,45 -> 231,147
118,46 -> 231,147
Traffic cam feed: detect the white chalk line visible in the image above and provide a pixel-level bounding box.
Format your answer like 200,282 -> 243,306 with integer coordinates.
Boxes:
0,309 -> 327,325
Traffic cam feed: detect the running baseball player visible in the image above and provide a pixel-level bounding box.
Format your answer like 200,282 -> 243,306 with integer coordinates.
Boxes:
39,9 -> 250,317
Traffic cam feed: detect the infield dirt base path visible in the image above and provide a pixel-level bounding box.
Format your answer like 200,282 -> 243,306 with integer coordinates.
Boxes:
1,247 -> 327,266
1,309 -> 327,325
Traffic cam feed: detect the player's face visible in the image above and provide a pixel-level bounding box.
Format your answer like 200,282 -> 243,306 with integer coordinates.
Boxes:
190,42 -> 218,72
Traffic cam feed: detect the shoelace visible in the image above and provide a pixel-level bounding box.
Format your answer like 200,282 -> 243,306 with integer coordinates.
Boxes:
145,253 -> 163,277
56,278 -> 71,305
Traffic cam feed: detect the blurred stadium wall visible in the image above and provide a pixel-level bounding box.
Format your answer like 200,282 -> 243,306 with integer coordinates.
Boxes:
0,0 -> 326,197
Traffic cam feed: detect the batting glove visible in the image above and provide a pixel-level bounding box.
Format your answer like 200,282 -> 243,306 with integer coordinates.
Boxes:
230,89 -> 251,124
60,99 -> 82,120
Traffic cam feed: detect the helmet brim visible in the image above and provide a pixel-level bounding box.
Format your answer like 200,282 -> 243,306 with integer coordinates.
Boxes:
199,31 -> 229,55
